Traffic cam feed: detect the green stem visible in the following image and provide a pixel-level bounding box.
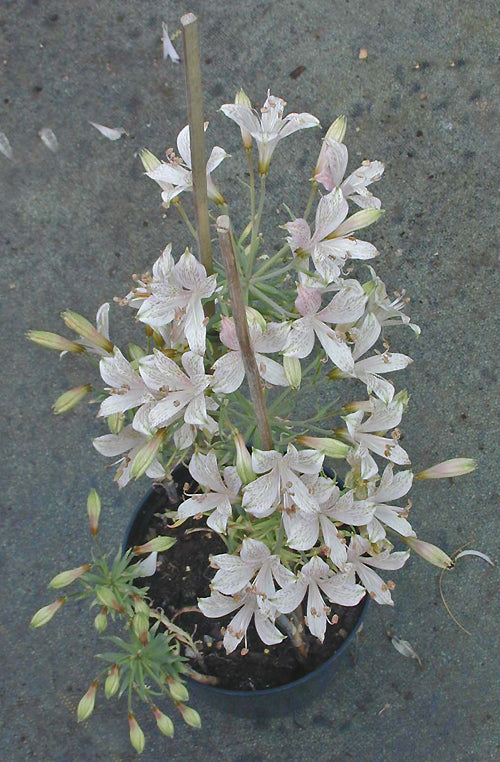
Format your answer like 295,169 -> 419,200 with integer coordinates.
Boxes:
252,242 -> 290,278
174,200 -> 197,239
304,181 -> 317,221
249,283 -> 294,318
247,174 -> 267,276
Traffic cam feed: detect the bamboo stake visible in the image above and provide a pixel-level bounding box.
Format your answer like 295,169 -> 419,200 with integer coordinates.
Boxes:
217,215 -> 272,450
181,13 -> 213,275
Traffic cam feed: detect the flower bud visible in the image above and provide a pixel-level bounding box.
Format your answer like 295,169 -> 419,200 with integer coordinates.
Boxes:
415,458 -> 477,480
128,712 -> 145,754
234,433 -> 256,484
77,681 -> 98,722
403,536 -> 454,569
96,586 -> 123,612
132,613 -> 150,645
178,704 -> 201,729
61,310 -> 114,353
87,489 -> 101,536
235,89 -> 253,150
139,147 -> 161,173
166,677 -> 189,703
130,429 -> 166,480
107,412 -> 124,434
94,607 -> 108,632
49,564 -> 91,589
104,665 -> 120,698
128,343 -> 146,362
341,400 -> 372,413
332,207 -> 383,238
26,330 -> 83,354
283,356 -> 302,389
134,535 -> 176,555
325,115 -> 347,143
245,306 -> 267,331
152,706 -> 174,738
30,597 -> 66,628
313,116 -> 347,181
296,435 -> 351,459
52,385 -> 92,415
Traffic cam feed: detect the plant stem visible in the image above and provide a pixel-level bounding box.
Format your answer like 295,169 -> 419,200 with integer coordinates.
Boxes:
174,199 -> 197,239
181,13 -> 213,275
217,215 -> 272,450
304,180 -> 317,221
251,242 -> 290,278
247,174 -> 266,276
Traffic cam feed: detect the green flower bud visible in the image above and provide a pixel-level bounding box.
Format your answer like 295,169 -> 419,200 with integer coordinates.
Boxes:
132,613 -> 150,644
61,310 -> 114,353
166,677 -> 189,703
152,706 -> 174,737
53,385 -> 92,415
130,429 -> 166,480
325,115 -> 347,143
178,704 -> 201,729
87,489 -> 101,536
139,147 -> 161,173
49,564 -> 91,589
234,89 -> 253,150
403,536 -> 454,569
296,435 -> 351,459
77,681 -> 98,722
26,330 -> 83,354
133,535 -> 176,555
415,458 -> 477,480
128,343 -> 146,362
95,586 -> 123,612
107,412 -> 124,434
30,597 -> 66,628
128,713 -> 145,754
94,607 -> 108,633
283,356 -> 301,389
104,665 -> 120,698
234,433 -> 256,485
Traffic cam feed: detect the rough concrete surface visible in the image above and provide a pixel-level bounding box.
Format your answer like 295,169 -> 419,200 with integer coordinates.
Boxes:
1,1 -> 499,760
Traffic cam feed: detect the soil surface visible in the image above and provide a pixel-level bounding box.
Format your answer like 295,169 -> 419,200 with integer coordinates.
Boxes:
131,477 -> 366,691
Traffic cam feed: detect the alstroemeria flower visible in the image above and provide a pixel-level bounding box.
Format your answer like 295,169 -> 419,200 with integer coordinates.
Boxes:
361,464 -> 415,542
284,189 -> 380,283
211,315 -> 290,393
139,349 -> 216,431
343,397 -> 411,479
346,535 -> 409,605
209,539 -> 294,596
98,348 -> 154,424
242,445 -> 324,518
93,425 -> 165,488
145,124 -> 227,206
221,92 -> 319,174
132,248 -> 217,355
314,137 -> 384,209
273,556 -> 365,641
282,476 -> 375,566
284,281 -> 366,373
177,451 -> 242,533
365,266 -> 421,335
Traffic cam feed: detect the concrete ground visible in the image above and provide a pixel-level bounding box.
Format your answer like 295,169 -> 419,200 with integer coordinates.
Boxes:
1,1 -> 498,760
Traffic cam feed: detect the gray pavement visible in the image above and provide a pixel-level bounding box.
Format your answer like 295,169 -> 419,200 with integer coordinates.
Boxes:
1,1 -> 499,760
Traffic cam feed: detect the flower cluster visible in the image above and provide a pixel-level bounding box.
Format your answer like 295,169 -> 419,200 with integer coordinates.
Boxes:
29,86 -> 475,751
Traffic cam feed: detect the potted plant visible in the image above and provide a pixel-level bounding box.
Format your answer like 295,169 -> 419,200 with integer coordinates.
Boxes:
27,13 -> 478,754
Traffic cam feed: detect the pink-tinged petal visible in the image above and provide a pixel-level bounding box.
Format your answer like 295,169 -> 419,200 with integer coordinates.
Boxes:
354,563 -> 394,605
316,139 -> 348,191
342,160 -> 384,194
219,317 -> 240,350
175,250 -> 207,290
211,351 -> 245,393
318,516 -> 347,566
284,510 -> 319,550
273,579 -> 308,614
189,451 -> 225,492
206,146 -> 229,174
224,602 -> 255,653
314,189 -> 348,240
284,318 -> 316,359
295,286 -> 322,317
374,505 -> 414,537
358,433 -> 411,466
348,192 -> 381,210
278,111 -> 320,138
220,103 -> 262,137
375,466 -> 413,503
322,237 -> 378,261
306,581 -> 328,641
242,470 -> 281,517
315,323 -> 354,373
311,243 -> 342,283
255,354 -> 289,387
176,125 -> 192,167
152,244 -> 175,280
352,313 -> 381,360
254,611 -> 286,645
355,353 -> 413,375
318,282 -> 366,324
318,573 -> 366,606
198,590 -> 241,618
254,321 -> 291,353
284,218 -> 312,252
362,549 -> 410,571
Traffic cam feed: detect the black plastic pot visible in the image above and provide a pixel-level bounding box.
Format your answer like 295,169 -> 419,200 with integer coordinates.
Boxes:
124,479 -> 369,718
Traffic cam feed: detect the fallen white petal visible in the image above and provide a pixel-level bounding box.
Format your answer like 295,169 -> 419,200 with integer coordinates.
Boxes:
135,551 -> 158,577
89,122 -> 126,141
390,635 -> 423,667
39,128 -> 58,152
454,550 -> 495,566
0,132 -> 13,160
162,22 -> 181,63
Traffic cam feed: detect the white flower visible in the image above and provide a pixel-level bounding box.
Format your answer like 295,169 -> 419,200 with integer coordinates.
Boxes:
284,189 -> 380,283
221,92 -> 319,174
282,476 -> 376,566
242,445 -> 324,518
365,266 -> 421,335
343,397 -> 411,479
284,281 -> 366,373
314,137 -> 384,209
211,315 -> 290,393
98,348 -> 154,425
177,451 -> 242,533
132,248 -> 217,355
93,425 -> 165,488
273,556 -> 365,641
361,464 -> 415,542
346,535 -> 409,605
139,349 -> 217,431
145,124 -> 227,206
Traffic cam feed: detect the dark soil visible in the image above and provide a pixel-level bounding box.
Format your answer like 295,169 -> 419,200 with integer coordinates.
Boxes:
130,476 -> 367,691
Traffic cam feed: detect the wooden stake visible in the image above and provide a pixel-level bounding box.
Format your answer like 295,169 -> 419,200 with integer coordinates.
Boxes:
217,215 -> 272,450
181,13 -> 213,275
